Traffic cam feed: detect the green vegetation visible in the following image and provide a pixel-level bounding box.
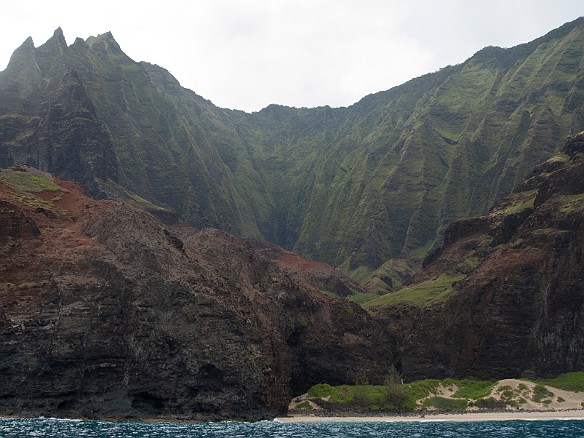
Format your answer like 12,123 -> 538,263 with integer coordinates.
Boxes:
129,192 -> 174,213
302,374 -> 584,413
494,384 -> 532,407
2,19 -> 583,286
1,169 -> 62,193
450,379 -> 497,400
542,371 -> 584,392
308,383 -> 392,410
505,397 -> 527,408
384,366 -> 406,407
422,397 -> 468,411
559,193 -> 584,213
532,384 -> 554,403
469,397 -> 507,409
346,292 -> 382,305
295,401 -> 312,410
405,379 -> 441,400
304,377 -> 497,412
363,273 -> 465,309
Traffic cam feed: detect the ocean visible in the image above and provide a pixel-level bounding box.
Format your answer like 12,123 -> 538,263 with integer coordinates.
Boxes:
2,418 -> 584,437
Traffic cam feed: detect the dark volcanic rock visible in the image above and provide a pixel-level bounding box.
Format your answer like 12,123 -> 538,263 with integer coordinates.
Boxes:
0,167 -> 393,420
378,133 -> 584,381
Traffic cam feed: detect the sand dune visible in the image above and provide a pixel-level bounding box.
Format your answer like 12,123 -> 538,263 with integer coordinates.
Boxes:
283,378 -> 584,422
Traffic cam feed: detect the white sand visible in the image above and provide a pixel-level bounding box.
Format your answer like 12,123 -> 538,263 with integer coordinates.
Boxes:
277,409 -> 584,423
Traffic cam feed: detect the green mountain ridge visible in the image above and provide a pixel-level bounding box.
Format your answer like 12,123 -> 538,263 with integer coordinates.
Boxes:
1,18 -> 583,288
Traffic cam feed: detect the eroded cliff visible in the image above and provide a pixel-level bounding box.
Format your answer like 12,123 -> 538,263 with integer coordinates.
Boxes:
372,133 -> 584,380
0,166 -> 392,420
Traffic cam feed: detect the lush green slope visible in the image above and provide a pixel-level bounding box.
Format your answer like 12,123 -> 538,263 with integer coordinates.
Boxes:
233,17 -> 584,284
275,19 -> 584,281
1,19 -> 583,287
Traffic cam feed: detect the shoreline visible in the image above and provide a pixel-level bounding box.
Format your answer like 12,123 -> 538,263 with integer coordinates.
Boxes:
2,408 -> 584,424
276,409 -> 584,423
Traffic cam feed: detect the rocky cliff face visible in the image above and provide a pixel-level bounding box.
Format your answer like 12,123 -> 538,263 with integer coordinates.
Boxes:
1,20 -> 584,286
0,68 -> 118,198
0,166 -> 392,420
374,133 -> 584,381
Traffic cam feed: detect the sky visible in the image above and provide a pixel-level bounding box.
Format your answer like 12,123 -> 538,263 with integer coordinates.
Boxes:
1,1 -> 583,112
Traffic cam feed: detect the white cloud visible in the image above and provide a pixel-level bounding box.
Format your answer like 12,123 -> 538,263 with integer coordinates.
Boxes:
0,0 -> 583,112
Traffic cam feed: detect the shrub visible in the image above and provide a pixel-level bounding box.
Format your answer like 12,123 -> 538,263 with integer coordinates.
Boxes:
295,401 -> 312,410
308,383 -> 334,398
532,384 -> 554,403
351,386 -> 372,408
470,397 -> 506,409
384,366 -> 406,407
423,397 -> 468,411
452,379 -> 497,400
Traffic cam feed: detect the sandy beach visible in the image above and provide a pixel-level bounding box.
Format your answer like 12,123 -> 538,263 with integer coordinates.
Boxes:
277,409 -> 584,423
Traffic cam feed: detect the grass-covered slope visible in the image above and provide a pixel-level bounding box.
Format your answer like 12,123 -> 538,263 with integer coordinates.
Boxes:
283,18 -> 584,277
1,19 -> 583,284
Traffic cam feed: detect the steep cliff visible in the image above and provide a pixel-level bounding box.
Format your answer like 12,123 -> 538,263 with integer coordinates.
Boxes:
371,133 -> 584,380
0,166 -> 392,420
1,19 -> 583,285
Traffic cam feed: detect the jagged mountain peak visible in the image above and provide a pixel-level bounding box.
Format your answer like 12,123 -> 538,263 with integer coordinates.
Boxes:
53,26 -> 65,38
17,36 -> 35,51
85,31 -> 123,54
42,27 -> 68,49
2,35 -> 36,70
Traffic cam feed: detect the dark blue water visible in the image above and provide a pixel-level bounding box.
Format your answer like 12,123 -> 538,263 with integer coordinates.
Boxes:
1,417 -> 584,437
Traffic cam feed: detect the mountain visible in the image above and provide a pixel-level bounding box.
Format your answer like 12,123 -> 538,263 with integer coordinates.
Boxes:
0,19 -> 583,289
368,132 -> 584,380
0,165 -> 392,419
1,131 -> 582,420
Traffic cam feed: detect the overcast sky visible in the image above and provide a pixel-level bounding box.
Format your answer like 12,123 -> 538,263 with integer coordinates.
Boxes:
1,1 -> 583,112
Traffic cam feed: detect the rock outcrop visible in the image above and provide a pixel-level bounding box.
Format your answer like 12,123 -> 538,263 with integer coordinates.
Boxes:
0,166 -> 392,420
375,133 -> 584,381
247,238 -> 366,298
